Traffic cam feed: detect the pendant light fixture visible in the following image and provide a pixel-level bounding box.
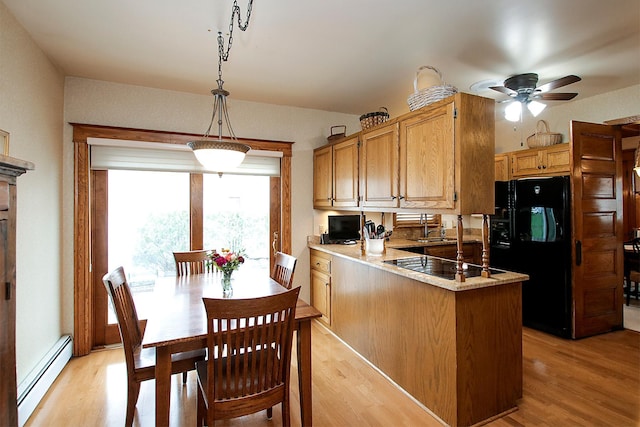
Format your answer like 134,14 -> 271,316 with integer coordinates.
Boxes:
188,0 -> 254,173
634,141 -> 640,177
504,99 -> 547,122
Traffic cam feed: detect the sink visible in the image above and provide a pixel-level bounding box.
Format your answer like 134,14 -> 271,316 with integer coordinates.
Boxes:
413,237 -> 456,243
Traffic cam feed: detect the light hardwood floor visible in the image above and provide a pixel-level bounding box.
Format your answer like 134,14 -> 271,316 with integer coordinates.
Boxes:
26,320 -> 639,427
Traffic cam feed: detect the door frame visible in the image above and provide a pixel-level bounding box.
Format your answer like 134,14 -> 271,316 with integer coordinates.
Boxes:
72,123 -> 294,356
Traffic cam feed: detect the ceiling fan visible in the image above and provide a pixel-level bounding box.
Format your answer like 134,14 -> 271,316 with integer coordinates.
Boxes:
489,73 -> 581,121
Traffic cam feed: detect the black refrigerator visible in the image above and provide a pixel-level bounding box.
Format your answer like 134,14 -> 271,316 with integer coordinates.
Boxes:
490,176 -> 572,338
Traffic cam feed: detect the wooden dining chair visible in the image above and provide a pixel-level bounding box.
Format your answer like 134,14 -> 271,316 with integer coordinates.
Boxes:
102,266 -> 205,427
196,287 -> 300,427
625,238 -> 640,305
271,251 -> 297,289
173,249 -> 211,276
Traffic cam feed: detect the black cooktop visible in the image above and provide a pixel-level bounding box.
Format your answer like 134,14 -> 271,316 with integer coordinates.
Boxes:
384,256 -> 500,280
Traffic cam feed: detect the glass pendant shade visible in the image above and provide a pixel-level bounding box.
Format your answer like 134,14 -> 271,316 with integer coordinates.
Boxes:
505,102 -> 522,122
188,139 -> 250,171
527,100 -> 546,117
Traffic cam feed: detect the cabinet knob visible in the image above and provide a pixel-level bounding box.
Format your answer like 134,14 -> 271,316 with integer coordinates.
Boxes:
537,165 -> 542,169
542,165 -> 547,169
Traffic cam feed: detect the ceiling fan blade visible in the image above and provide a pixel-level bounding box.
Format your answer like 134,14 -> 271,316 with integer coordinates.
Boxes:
536,75 -> 581,93
489,85 -> 516,96
537,92 -> 579,101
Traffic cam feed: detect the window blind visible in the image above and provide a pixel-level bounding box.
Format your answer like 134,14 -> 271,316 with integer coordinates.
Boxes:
88,138 -> 281,176
394,213 -> 441,227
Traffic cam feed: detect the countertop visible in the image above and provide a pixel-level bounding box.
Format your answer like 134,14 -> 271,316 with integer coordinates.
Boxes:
308,237 -> 529,292
384,236 -> 480,249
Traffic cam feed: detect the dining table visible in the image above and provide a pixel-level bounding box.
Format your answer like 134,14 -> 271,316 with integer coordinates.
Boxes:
141,270 -> 322,426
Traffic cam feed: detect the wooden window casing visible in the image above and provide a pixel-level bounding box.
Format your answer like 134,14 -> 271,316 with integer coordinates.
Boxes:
72,123 -> 293,356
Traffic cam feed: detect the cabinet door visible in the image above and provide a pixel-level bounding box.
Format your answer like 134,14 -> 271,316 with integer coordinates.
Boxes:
311,269 -> 331,325
360,123 -> 399,208
399,103 -> 455,209
542,144 -> 570,175
495,154 -> 510,181
332,136 -> 359,207
313,145 -> 333,208
511,148 -> 542,177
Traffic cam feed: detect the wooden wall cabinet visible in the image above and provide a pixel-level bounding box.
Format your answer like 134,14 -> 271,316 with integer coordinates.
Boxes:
360,93 -> 495,214
399,102 -> 455,209
495,153 -> 510,181
313,136 -> 359,208
312,145 -> 332,208
511,144 -> 570,178
0,156 -> 34,426
310,249 -> 332,325
400,94 -> 494,214
359,123 -> 399,208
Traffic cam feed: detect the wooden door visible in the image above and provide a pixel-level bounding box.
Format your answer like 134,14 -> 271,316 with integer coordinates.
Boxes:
313,145 -> 333,208
570,121 -> 623,338
332,136 -> 359,207
399,103 -> 455,209
360,123 -> 399,208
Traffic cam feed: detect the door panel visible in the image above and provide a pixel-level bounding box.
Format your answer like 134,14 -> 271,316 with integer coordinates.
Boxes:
360,123 -> 399,207
570,121 -> 623,338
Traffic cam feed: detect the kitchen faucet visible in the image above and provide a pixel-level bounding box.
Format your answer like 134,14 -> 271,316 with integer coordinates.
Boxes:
420,214 -> 438,238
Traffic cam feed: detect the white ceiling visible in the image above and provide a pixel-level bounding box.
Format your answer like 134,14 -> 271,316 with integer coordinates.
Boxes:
3,0 -> 640,117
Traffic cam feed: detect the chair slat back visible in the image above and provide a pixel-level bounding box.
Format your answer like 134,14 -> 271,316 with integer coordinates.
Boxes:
202,287 -> 300,415
173,250 -> 211,276
102,267 -> 143,375
271,252 -> 297,289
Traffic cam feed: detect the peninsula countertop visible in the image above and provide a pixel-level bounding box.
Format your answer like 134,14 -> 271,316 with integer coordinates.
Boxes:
308,237 -> 529,292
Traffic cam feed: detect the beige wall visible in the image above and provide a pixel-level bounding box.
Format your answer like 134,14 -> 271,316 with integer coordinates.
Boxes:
62,77 -> 361,330
0,2 -> 65,384
495,84 -> 640,153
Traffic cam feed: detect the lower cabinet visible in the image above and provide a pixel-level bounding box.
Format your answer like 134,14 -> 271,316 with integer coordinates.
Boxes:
423,242 -> 481,264
310,249 -> 331,325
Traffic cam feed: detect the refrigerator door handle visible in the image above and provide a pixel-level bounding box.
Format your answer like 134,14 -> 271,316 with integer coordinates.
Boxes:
575,240 -> 582,266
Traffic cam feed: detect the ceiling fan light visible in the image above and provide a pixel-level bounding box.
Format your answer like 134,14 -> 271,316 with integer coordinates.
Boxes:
505,102 -> 522,122
527,100 -> 546,117
188,139 -> 250,172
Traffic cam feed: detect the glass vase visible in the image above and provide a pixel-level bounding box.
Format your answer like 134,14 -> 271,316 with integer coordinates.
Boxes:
221,270 -> 233,297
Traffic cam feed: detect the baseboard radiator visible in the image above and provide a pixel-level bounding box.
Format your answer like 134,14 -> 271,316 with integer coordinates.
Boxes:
17,335 -> 73,426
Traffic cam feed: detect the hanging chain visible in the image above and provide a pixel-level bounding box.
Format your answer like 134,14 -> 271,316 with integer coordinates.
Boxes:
217,0 -> 254,83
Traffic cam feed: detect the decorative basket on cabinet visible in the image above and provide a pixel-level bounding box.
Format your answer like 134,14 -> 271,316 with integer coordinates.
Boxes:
359,107 -> 389,130
526,120 -> 562,148
407,65 -> 458,111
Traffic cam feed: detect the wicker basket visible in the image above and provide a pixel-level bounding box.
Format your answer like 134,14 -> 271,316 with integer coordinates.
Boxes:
327,125 -> 346,142
359,107 -> 389,130
526,120 -> 562,148
407,66 -> 458,111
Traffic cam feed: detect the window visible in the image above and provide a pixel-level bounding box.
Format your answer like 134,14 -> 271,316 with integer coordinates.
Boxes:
107,170 -> 190,320
393,213 -> 441,228
203,174 -> 270,274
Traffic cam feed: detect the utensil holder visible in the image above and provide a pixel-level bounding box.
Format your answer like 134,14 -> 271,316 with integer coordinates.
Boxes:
365,239 -> 385,255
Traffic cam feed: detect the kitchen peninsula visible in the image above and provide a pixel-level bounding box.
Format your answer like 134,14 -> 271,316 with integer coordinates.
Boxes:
309,239 -> 529,427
